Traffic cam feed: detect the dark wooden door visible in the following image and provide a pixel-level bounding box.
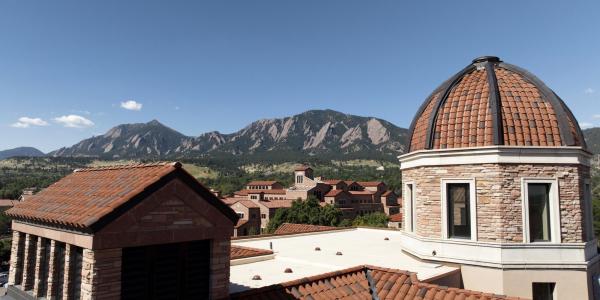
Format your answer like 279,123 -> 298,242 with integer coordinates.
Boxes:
121,240 -> 211,300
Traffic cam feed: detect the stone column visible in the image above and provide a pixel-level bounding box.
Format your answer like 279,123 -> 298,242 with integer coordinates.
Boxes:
8,231 -> 24,286
21,233 -> 37,291
46,240 -> 58,299
210,238 -> 231,300
81,248 -> 122,300
33,237 -> 48,297
62,244 -> 73,300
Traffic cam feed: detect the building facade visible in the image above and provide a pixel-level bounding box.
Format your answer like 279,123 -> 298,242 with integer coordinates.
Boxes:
5,162 -> 238,300
400,56 -> 598,299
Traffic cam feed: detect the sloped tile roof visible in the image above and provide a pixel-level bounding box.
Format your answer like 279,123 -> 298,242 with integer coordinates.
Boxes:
235,219 -> 249,228
324,189 -> 348,197
230,245 -> 274,260
0,199 -> 18,207
235,189 -> 287,196
6,162 -> 238,231
230,265 -> 521,300
295,165 -> 312,171
274,223 -> 338,235
247,181 -> 280,186
234,200 -> 260,209
259,200 -> 293,209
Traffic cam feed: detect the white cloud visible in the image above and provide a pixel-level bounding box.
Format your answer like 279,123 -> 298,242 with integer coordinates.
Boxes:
10,117 -> 49,128
585,88 -> 595,94
54,115 -> 94,128
120,100 -> 143,111
579,122 -> 594,129
593,114 -> 600,120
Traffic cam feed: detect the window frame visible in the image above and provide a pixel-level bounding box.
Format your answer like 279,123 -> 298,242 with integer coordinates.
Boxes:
521,178 -> 561,244
404,182 -> 416,233
441,178 -> 477,241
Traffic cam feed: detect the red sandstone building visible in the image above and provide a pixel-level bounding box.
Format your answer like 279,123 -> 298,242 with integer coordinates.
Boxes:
223,165 -> 401,232
400,56 -> 598,299
4,162 -> 238,300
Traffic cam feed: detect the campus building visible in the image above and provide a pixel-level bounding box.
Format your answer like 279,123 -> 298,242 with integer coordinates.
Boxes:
223,165 -> 400,232
4,162 -> 238,300
400,56 -> 598,299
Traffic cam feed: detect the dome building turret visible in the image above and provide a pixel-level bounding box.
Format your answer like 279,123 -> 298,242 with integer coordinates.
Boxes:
398,56 -> 597,299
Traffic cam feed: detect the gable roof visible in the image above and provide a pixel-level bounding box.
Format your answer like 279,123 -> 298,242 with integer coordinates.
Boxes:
6,162 -> 238,231
274,223 -> 338,235
322,179 -> 345,185
234,200 -> 260,209
382,190 -> 397,197
0,199 -> 18,207
295,165 -> 312,171
259,200 -> 293,209
230,265 -> 519,300
324,189 -> 349,197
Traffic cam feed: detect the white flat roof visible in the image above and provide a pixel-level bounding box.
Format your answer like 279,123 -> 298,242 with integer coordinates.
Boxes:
230,227 -> 458,293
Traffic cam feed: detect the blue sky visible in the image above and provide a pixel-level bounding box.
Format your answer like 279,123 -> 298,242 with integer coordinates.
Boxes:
1,1 -> 599,153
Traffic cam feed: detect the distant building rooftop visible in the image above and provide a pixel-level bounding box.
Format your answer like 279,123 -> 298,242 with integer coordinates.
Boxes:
273,223 -> 338,235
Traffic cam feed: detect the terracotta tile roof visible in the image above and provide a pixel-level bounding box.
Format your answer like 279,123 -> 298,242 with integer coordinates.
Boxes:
259,200 -> 293,209
357,181 -> 384,187
324,189 -> 348,197
349,190 -> 376,195
273,223 -> 338,235
344,181 -> 357,185
236,189 -> 287,195
222,197 -> 246,205
0,199 -> 18,207
230,245 -> 273,260
408,56 -> 586,152
247,181 -> 280,186
234,200 -> 260,209
389,213 -> 403,222
230,265 -> 519,300
295,165 -> 312,171
5,162 -> 238,231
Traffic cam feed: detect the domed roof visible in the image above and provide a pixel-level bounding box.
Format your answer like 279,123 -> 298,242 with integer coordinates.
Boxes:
408,56 -> 586,152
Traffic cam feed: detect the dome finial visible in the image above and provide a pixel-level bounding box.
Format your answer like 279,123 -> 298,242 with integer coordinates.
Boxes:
472,56 -> 501,64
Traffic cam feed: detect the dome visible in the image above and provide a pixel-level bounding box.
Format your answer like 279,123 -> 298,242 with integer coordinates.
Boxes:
407,56 -> 586,152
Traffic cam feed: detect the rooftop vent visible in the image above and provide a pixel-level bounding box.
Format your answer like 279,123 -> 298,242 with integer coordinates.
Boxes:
336,251 -> 343,256
384,237 -> 389,241
252,275 -> 262,280
315,247 -> 321,251
284,268 -> 293,273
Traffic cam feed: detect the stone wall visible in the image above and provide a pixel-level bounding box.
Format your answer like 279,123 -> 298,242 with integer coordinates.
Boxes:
403,163 -> 589,243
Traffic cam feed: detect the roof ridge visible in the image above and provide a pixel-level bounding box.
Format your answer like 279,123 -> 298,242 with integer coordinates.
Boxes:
74,161 -> 181,172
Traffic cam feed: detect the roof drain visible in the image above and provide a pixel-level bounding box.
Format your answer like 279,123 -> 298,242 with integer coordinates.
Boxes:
365,269 -> 380,300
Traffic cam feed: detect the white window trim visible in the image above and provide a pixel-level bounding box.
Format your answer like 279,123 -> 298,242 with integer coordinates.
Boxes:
404,182 -> 416,233
441,178 -> 477,241
521,178 -> 561,244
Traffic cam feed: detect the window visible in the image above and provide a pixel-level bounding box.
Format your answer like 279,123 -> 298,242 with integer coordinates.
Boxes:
532,282 -> 555,300
296,175 -> 303,184
522,179 -> 560,243
528,183 -> 552,242
447,183 -> 471,239
236,212 -> 245,219
250,195 -> 257,200
261,213 -> 266,219
441,179 -> 477,241
405,183 -> 416,232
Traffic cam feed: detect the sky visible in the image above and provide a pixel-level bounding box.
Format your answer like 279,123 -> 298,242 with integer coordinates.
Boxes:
1,1 -> 599,153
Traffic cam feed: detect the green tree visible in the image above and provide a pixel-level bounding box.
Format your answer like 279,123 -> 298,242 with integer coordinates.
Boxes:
352,212 -> 389,228
266,196 -> 343,233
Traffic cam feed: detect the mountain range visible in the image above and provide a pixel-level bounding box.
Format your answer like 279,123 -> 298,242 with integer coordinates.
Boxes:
48,110 -> 409,161
2,109 -> 600,161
